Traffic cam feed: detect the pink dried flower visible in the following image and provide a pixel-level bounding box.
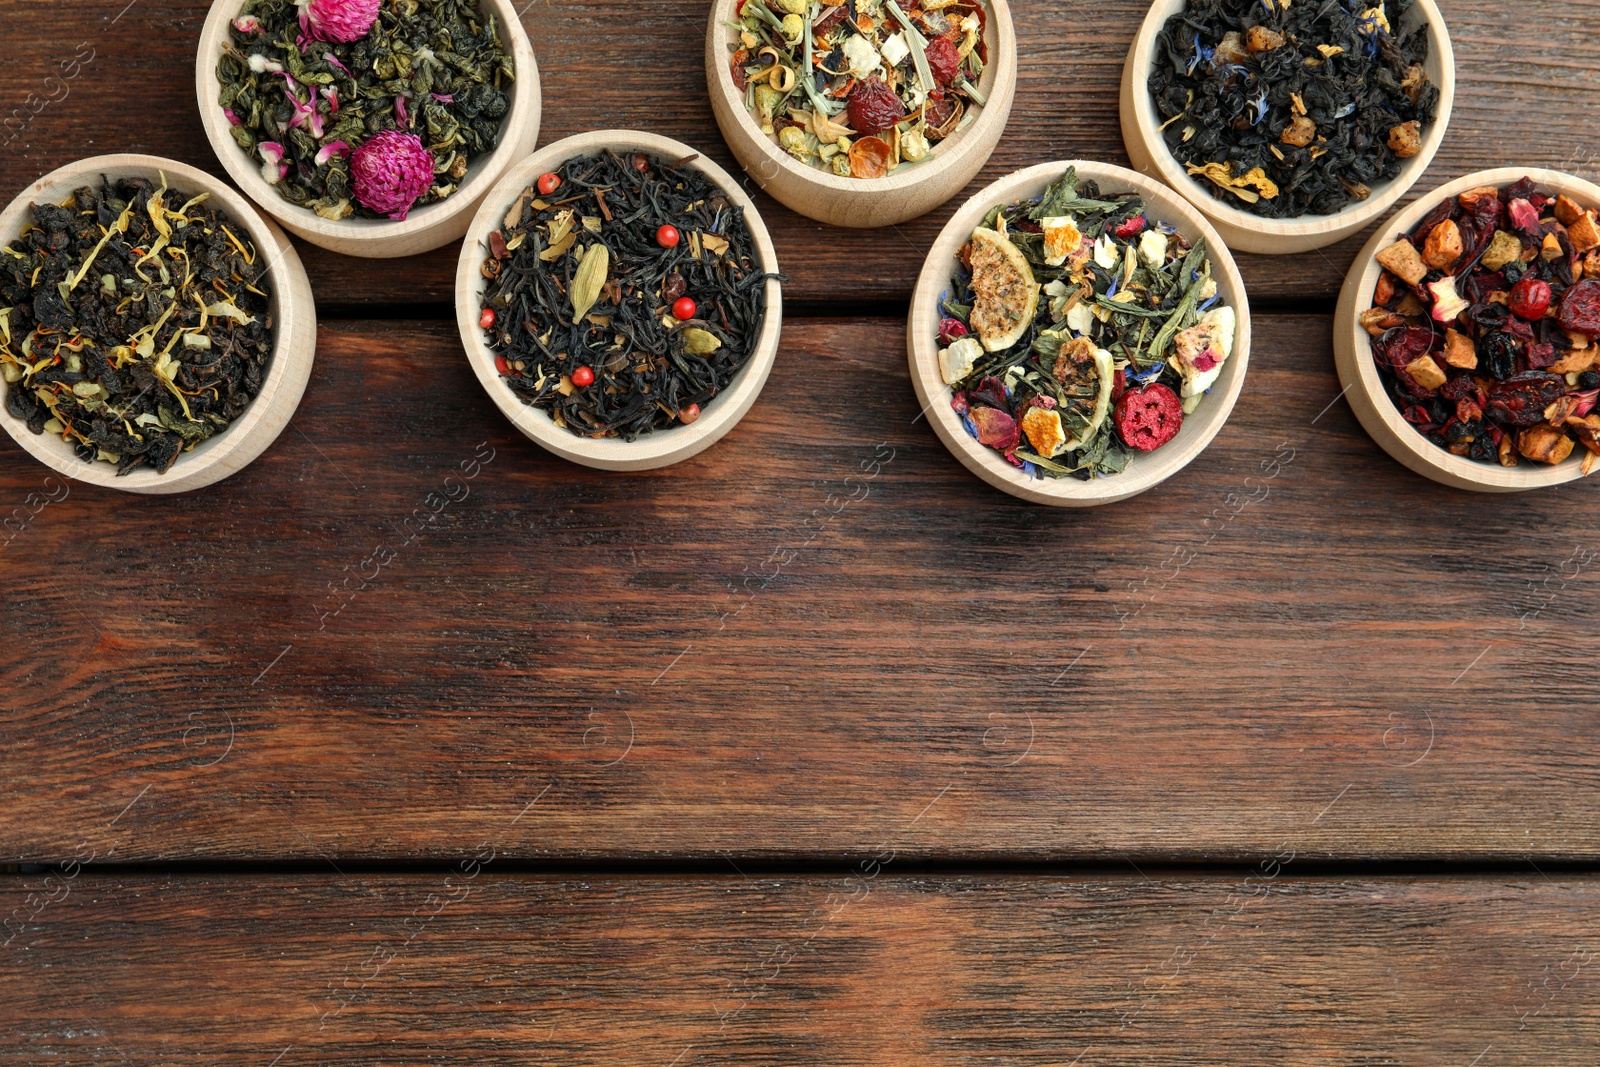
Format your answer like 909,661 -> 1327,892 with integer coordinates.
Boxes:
224,108 -> 243,127
323,52 -> 352,78
430,93 -> 454,104
326,86 -> 340,114
394,94 -> 411,129
350,130 -> 435,220
297,0 -> 381,44
315,140 -> 351,167
258,142 -> 289,185
233,14 -> 263,33
283,83 -> 317,132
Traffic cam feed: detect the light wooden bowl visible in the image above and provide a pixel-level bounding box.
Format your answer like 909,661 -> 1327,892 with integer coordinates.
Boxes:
705,0 -> 1017,229
0,154 -> 316,495
1333,166 -> 1600,493
196,0 -> 541,259
908,160 -> 1252,507
456,130 -> 783,472
1120,0 -> 1454,255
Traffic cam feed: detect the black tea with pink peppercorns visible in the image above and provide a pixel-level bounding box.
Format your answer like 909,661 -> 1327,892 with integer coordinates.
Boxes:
477,152 -> 779,441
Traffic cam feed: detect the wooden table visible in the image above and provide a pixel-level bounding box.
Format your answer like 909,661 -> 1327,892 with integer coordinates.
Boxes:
3,0 -> 1598,1061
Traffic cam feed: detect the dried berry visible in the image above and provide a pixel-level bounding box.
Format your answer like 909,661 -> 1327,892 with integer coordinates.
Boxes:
1477,331 -> 1520,381
847,78 -> 905,137
1485,373 -> 1566,428
925,35 -> 962,87
1558,279 -> 1600,336
1114,383 -> 1184,452
1509,277 -> 1552,320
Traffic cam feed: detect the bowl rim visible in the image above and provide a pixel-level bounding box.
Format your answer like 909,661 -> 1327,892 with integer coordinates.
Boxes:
907,158 -> 1253,507
1124,0 -> 1455,241
705,0 -> 1016,196
195,0 -> 540,250
1334,165 -> 1600,491
454,130 -> 784,471
0,153 -> 315,492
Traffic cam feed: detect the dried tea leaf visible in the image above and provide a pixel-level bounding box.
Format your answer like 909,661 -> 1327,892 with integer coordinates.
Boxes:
570,243 -> 610,322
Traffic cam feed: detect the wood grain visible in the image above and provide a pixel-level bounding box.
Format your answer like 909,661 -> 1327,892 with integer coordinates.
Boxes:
4,315 -> 1599,863
2,874 -> 1598,1063
0,0 -> 1593,306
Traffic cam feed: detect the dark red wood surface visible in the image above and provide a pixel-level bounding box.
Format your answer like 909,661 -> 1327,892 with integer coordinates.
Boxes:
3,317 -> 1597,863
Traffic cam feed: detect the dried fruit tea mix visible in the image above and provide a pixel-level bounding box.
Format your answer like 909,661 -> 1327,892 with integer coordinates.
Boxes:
219,0 -> 513,221
1362,178 -> 1600,470
1149,0 -> 1438,217
478,152 -> 777,440
0,176 -> 274,475
728,0 -> 991,179
937,168 -> 1237,479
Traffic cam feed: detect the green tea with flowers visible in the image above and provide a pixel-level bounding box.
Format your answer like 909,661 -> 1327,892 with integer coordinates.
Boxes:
218,0 -> 513,221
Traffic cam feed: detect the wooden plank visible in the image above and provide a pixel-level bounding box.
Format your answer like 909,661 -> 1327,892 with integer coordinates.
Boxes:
2,874 -> 1597,1062
0,0 -> 1593,307
3,315 -> 1599,862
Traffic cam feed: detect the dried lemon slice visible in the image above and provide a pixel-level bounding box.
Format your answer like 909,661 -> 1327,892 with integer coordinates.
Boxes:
967,227 -> 1040,352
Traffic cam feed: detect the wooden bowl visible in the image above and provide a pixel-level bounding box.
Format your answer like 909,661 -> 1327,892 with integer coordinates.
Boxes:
1119,0 -> 1454,255
0,154 -> 316,495
196,0 -> 541,259
705,0 -> 1017,229
908,160 -> 1252,507
1333,166 -> 1600,493
455,130 -> 783,472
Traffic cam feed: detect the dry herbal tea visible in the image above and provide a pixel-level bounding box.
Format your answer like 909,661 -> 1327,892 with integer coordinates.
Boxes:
0,176 -> 274,475
1149,0 -> 1438,217
1362,178 -> 1600,470
219,0 -> 513,221
727,0 -> 990,179
937,168 -> 1236,479
478,152 -> 776,440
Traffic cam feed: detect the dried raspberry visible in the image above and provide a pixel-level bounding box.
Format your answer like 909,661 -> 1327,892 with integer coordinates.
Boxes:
847,77 -> 904,137
1114,383 -> 1184,452
925,36 -> 962,87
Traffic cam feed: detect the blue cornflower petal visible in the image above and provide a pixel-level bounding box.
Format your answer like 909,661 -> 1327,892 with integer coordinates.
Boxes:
961,414 -> 979,440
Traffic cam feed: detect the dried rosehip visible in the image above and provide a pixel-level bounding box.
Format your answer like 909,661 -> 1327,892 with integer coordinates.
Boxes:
1558,279 -> 1600,337
926,35 -> 962,87
1114,383 -> 1184,452
1476,330 -> 1520,380
1508,277 -> 1552,320
1485,372 -> 1566,427
847,77 -> 904,136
